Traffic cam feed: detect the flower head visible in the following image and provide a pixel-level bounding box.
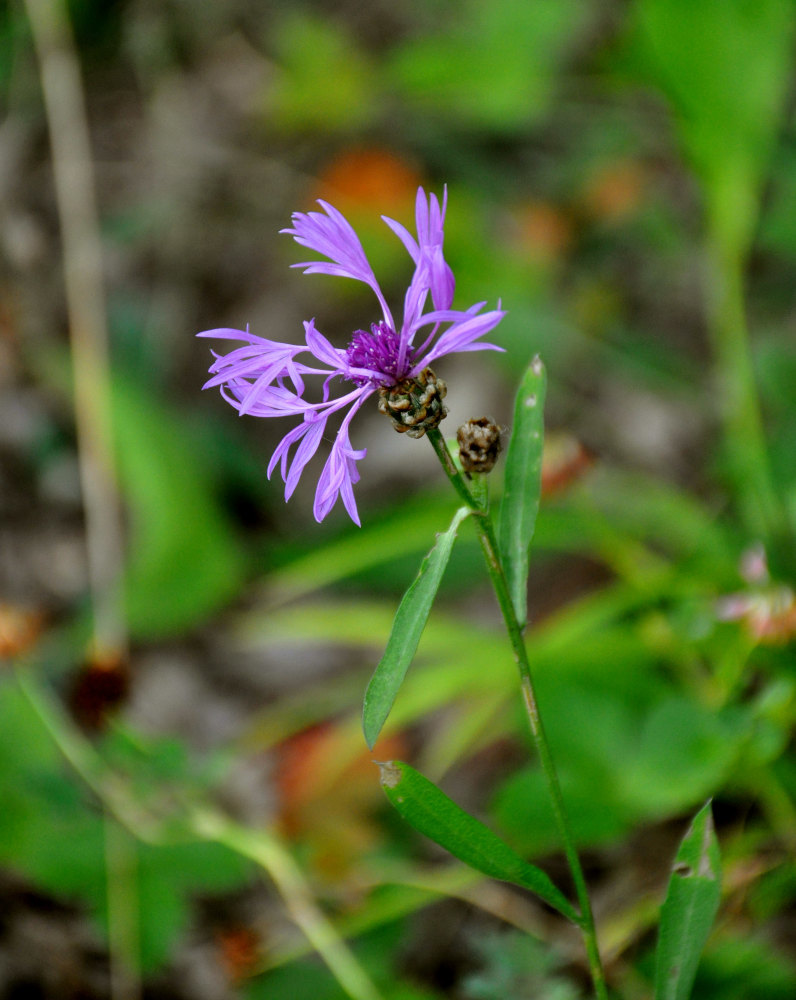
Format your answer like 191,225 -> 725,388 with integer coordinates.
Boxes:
199,187 -> 504,524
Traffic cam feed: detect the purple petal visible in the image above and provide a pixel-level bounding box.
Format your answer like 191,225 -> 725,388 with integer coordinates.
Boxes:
283,201 -> 394,328
415,309 -> 506,369
418,189 -> 454,310
312,409 -> 367,524
282,202 -> 374,283
415,187 -> 430,243
428,250 -> 455,311
284,415 -> 328,499
400,259 -> 431,338
381,214 -> 420,263
303,318 -> 345,369
197,326 -> 261,342
267,420 -> 314,482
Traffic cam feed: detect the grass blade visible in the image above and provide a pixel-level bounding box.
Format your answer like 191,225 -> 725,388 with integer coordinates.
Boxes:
362,507 -> 471,748
498,356 -> 546,628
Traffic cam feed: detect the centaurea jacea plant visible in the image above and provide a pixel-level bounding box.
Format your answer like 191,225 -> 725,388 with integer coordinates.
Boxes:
199,189 -> 720,1000
199,188 -> 503,524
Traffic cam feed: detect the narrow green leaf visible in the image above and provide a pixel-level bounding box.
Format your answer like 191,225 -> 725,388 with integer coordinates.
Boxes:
654,801 -> 722,1000
378,760 -> 579,924
498,356 -> 547,627
362,507 -> 471,748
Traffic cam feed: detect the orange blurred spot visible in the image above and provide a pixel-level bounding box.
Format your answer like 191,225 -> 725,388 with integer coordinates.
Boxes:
274,721 -> 336,823
541,433 -> 594,498
217,925 -> 261,984
754,600 -> 796,644
276,722 -> 405,827
0,603 -> 45,659
314,147 -> 422,213
514,200 -> 573,264
274,721 -> 406,879
582,160 -> 646,223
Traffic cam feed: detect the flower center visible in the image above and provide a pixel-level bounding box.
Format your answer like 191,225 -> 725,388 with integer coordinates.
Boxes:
345,322 -> 415,387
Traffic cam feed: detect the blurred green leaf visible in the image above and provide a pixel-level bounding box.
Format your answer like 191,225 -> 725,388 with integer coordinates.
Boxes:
136,839 -> 249,971
265,489 -> 456,605
388,0 -> 590,131
691,932 -> 796,1000
0,676 -> 250,972
562,468 -> 737,579
492,687 -> 748,856
498,356 -> 546,627
363,506 -> 471,748
492,683 -> 644,854
464,932 -> 582,1000
624,699 -> 747,816
758,146 -> 796,257
245,919 -> 443,1000
0,678 -> 100,875
629,0 -> 795,252
654,801 -> 721,1000
113,375 -> 248,637
378,760 -> 579,922
238,572 -> 673,759
269,12 -> 379,132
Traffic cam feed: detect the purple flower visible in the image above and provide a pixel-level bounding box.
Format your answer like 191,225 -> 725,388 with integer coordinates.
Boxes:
199,187 -> 504,525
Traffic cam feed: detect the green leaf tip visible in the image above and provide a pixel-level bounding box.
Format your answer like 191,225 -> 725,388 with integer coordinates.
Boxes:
376,760 -> 402,790
654,801 -> 721,1000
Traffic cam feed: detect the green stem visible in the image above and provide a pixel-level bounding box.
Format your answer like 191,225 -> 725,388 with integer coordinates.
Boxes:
104,815 -> 142,1000
191,811 -> 384,1000
706,233 -> 781,540
426,428 -> 608,1000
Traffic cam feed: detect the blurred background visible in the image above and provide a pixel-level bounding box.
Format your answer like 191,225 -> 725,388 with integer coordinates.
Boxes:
1,0 -> 796,997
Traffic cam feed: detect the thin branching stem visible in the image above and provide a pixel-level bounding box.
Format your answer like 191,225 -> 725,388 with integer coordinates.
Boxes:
426,427 -> 608,1000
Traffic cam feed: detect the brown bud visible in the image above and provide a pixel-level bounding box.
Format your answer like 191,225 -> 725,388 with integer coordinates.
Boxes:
377,367 -> 447,439
67,649 -> 130,733
457,417 -> 502,475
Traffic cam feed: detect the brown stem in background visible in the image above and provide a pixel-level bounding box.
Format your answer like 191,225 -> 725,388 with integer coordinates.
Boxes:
23,0 -> 127,658
23,2 -> 133,997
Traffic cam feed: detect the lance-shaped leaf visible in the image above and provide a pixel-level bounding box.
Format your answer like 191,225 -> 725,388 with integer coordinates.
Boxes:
654,801 -> 721,1000
378,760 -> 579,923
498,356 -> 546,628
363,507 -> 471,748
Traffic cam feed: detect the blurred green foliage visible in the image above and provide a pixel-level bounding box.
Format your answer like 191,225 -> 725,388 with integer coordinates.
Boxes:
114,374 -> 250,637
2,0 -> 796,997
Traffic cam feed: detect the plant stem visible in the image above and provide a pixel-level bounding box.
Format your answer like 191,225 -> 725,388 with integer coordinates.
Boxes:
192,811 -> 384,1000
705,230 -> 782,541
426,427 -> 608,1000
104,816 -> 142,1000
24,0 -> 127,657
